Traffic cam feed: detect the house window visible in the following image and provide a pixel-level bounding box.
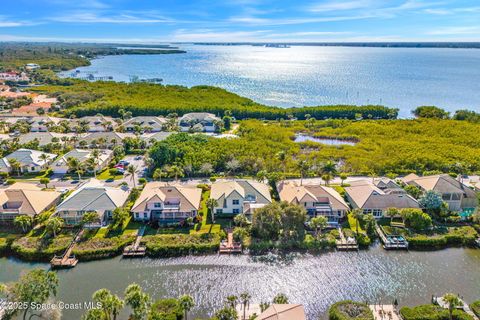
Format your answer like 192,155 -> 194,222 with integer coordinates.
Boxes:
135,213 -> 139,218
154,203 -> 162,208
232,200 -> 240,205
216,209 -> 223,214
452,193 -> 461,201
233,209 -> 240,214
372,209 -> 383,217
143,212 -> 148,218
442,193 -> 452,201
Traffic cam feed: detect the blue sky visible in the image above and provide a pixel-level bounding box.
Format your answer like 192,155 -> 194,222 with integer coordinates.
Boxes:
1,0 -> 479,42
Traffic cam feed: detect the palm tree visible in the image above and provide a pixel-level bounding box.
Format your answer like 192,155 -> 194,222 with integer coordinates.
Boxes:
273,293 -> 289,304
443,293 -> 461,320
226,295 -> 238,308
296,159 -> 310,186
321,160 -> 337,176
239,292 -> 251,320
352,209 -> 364,235
126,165 -> 138,188
14,215 -> 33,233
8,158 -> 21,176
206,198 -> 218,224
92,288 -> 124,320
89,149 -> 100,178
168,165 -> 184,181
179,295 -> 195,320
321,173 -> 333,186
310,216 -> 328,237
66,157 -> 84,181
45,217 -> 64,238
124,283 -> 151,320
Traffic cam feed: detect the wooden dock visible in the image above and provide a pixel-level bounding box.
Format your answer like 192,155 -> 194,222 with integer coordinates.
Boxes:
50,230 -> 83,269
336,227 -> 358,251
123,226 -> 146,257
376,224 -> 408,250
219,230 -> 242,254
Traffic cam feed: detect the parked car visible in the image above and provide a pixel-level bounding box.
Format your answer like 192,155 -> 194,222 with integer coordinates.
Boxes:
119,160 -> 130,166
134,156 -> 142,160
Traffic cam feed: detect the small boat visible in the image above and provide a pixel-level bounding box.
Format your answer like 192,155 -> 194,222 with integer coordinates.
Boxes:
475,238 -> 480,247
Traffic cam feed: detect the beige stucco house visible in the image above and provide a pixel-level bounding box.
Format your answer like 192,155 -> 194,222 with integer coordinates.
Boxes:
278,181 -> 349,226
131,182 -> 202,225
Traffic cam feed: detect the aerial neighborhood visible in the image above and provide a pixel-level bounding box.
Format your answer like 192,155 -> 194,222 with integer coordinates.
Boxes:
0,73 -> 478,275
0,41 -> 479,320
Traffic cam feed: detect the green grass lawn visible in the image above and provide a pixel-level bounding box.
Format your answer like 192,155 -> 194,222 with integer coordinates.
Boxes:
190,223 -> 221,235
97,169 -> 124,181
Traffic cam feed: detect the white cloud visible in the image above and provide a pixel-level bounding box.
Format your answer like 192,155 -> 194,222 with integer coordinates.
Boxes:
50,12 -> 177,24
307,0 -> 373,13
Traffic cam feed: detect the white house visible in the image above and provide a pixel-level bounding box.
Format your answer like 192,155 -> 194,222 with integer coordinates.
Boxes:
0,149 -> 56,173
402,173 -> 478,212
52,149 -> 113,174
345,179 -> 420,218
123,116 -> 166,133
210,179 -> 272,217
178,113 -> 221,132
55,179 -> 130,227
131,182 -> 202,225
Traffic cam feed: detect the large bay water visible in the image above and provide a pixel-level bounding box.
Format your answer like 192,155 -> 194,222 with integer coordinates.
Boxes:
62,45 -> 480,118
1,245 -> 480,319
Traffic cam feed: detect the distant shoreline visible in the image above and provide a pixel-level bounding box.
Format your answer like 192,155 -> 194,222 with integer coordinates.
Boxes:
191,42 -> 480,49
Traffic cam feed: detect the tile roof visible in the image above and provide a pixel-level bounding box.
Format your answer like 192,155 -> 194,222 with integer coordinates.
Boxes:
0,182 -> 61,216
2,149 -> 56,167
278,181 -> 349,211
56,179 -> 130,212
132,182 -> 202,213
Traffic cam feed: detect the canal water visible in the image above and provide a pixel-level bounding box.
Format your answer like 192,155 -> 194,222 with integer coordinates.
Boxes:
1,244 -> 479,319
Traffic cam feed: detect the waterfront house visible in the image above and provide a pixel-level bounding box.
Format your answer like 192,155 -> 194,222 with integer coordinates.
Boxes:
402,173 -> 478,211
345,179 -> 419,218
123,116 -> 166,133
178,112 -> 220,132
210,179 -> 272,217
131,182 -> 202,225
55,179 -> 130,227
0,149 -> 56,173
0,182 -> 61,223
278,181 -> 349,226
52,149 -> 113,174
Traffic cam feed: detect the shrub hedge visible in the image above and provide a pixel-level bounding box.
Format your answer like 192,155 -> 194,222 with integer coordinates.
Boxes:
10,234 -> 73,261
400,304 -> 473,320
143,233 -> 220,257
73,235 -> 135,261
470,301 -> 480,317
328,300 -> 374,320
407,226 -> 478,250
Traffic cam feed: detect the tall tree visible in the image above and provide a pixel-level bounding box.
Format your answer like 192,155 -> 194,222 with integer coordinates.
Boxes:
179,294 -> 195,320
124,283 -> 151,320
206,198 -> 218,224
45,217 -> 64,238
126,165 -> 138,188
14,215 -> 33,233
